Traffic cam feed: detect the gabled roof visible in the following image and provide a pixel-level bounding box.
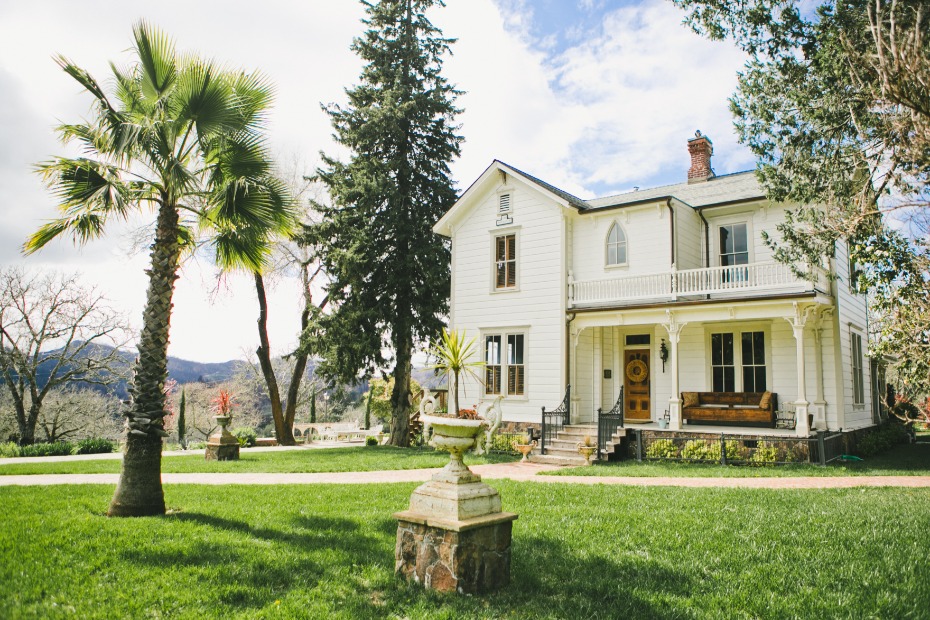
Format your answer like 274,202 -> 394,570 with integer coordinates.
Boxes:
433,160 -> 585,235
434,162 -> 767,236
585,170 -> 764,210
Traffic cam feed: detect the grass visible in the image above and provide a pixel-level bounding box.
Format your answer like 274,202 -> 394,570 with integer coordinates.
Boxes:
1,482 -> 928,618
0,446 -> 516,476
544,442 -> 930,477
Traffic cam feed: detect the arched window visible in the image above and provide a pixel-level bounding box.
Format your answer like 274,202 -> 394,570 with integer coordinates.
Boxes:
606,222 -> 627,266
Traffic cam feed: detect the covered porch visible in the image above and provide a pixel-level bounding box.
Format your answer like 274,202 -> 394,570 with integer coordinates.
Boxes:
566,297 -> 836,438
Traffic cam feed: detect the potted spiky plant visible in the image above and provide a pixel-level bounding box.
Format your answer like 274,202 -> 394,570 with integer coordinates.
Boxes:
428,328 -> 485,419
206,389 -> 239,461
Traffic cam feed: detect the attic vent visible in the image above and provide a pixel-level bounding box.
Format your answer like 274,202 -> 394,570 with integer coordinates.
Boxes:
498,193 -> 512,214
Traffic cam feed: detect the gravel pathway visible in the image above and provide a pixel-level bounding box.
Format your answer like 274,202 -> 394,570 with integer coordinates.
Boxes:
1,461 -> 929,489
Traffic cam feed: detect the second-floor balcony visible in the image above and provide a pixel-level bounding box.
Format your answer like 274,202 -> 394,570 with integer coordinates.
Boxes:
568,262 -> 830,308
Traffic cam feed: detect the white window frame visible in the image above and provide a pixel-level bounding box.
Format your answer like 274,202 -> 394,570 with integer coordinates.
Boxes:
490,227 -> 520,293
482,329 -> 528,399
710,214 -> 755,268
704,323 -> 772,393
605,221 -> 629,268
851,329 -> 865,407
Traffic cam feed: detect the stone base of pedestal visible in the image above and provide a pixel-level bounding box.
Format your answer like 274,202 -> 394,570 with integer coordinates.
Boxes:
205,430 -> 239,461
394,511 -> 517,594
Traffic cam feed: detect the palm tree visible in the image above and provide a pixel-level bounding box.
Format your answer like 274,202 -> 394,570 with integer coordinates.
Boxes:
26,22 -> 294,517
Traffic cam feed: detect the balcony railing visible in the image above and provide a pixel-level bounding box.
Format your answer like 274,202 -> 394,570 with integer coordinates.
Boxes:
569,262 -> 829,307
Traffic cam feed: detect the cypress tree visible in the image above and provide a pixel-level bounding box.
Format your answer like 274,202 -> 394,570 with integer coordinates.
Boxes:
310,388 -> 317,424
312,0 -> 461,447
177,389 -> 187,450
364,388 -> 373,430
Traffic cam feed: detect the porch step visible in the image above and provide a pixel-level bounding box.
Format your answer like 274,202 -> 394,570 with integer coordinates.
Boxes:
528,453 -> 589,467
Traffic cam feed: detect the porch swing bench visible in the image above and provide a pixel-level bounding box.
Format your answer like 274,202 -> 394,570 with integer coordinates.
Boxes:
681,391 -> 778,427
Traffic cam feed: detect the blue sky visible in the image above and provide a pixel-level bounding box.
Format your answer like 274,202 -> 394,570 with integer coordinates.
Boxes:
0,0 -> 753,362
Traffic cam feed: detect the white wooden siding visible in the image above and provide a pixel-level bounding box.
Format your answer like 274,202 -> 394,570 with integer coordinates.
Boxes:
450,181 -> 566,422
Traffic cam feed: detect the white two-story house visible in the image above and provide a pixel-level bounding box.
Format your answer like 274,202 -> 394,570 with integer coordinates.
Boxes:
434,133 -> 878,440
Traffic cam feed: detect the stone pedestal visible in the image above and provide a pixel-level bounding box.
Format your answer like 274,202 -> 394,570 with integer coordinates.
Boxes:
205,426 -> 239,461
394,440 -> 516,594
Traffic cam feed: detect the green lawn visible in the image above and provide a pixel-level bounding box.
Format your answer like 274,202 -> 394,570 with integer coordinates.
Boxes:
545,442 -> 930,477
0,446 -> 516,476
1,482 -> 928,618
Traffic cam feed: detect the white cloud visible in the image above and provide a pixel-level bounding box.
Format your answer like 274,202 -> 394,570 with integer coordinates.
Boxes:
0,0 -> 756,362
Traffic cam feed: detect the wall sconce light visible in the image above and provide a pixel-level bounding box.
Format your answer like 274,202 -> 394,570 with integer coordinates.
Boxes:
660,338 -> 669,372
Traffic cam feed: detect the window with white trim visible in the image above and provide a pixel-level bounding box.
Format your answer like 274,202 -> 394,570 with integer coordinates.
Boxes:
484,332 -> 526,396
485,335 -> 501,394
606,222 -> 627,266
851,331 -> 865,405
719,223 -> 749,266
711,332 -> 735,392
711,330 -> 768,393
494,234 -> 516,289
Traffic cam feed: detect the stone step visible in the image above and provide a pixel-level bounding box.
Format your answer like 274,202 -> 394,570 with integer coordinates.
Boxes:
562,425 -> 598,432
528,453 -> 589,467
543,447 -> 591,458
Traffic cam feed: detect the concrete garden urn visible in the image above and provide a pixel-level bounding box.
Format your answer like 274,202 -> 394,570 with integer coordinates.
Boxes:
205,415 -> 239,461
394,390 -> 517,595
577,441 -> 597,466
512,439 -> 537,462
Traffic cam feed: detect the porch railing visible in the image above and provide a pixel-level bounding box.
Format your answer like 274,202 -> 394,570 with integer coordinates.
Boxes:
596,388 -> 624,460
569,262 -> 830,307
541,385 -> 571,453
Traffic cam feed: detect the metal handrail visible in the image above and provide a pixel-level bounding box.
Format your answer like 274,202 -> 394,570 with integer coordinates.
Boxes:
596,388 -> 624,460
541,385 -> 571,453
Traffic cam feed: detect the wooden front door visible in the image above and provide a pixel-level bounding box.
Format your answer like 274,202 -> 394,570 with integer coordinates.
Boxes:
624,349 -> 651,422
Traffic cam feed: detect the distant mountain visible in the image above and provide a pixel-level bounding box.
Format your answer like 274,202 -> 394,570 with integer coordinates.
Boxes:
27,342 -> 246,399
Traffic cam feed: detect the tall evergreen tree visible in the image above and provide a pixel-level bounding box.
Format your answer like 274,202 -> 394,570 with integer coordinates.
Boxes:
310,0 -> 462,446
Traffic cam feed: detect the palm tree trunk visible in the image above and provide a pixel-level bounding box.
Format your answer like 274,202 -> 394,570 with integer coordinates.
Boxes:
108,201 -> 181,517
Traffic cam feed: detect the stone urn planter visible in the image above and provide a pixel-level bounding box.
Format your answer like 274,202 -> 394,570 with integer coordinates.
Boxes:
577,441 -> 597,466
512,439 -> 537,462
394,390 -> 517,595
205,414 -> 239,461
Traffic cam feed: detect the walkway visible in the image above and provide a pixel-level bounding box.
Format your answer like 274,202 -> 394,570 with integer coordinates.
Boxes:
2,461 -> 930,488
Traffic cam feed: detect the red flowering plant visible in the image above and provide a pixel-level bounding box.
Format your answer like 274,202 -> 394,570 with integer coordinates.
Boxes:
211,389 -> 236,420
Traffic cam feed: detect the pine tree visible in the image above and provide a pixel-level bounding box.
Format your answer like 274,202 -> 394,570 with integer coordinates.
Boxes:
311,0 -> 461,446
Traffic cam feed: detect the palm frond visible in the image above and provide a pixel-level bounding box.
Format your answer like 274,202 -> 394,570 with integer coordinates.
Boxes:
176,60 -> 237,140
212,225 -> 272,272
132,20 -> 177,102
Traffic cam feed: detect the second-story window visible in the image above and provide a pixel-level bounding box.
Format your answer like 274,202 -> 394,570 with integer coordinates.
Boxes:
495,234 -> 516,289
719,223 -> 749,266
606,222 -> 627,266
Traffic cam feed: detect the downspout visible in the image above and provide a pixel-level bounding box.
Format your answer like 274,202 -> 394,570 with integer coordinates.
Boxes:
666,198 -> 675,267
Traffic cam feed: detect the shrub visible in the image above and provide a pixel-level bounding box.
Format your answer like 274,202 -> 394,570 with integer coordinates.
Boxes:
188,441 -> 207,450
723,440 -> 748,462
856,422 -> 910,457
0,442 -> 20,458
365,435 -> 379,446
489,432 -> 520,454
749,441 -> 778,465
681,439 -> 720,461
232,427 -> 257,448
18,442 -> 74,457
75,438 -> 116,455
645,438 -> 678,459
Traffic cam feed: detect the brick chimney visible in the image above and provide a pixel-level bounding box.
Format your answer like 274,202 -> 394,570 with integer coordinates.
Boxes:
687,130 -> 714,183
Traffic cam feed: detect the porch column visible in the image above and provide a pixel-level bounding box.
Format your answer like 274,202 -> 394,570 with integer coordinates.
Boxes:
663,311 -> 686,431
787,303 -> 812,437
593,328 -> 603,422
569,325 -> 580,424
811,308 -> 831,430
